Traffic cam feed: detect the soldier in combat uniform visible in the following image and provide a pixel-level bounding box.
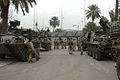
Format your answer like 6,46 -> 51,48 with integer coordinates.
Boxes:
56,39 -> 60,49
73,39 -> 77,51
64,39 -> 67,49
68,38 -> 73,55
27,38 -> 39,63
54,39 -> 57,49
33,36 -> 41,61
61,39 -> 64,49
78,37 -> 83,55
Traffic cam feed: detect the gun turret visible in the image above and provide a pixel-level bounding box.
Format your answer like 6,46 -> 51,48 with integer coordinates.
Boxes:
99,17 -> 110,32
9,20 -> 20,30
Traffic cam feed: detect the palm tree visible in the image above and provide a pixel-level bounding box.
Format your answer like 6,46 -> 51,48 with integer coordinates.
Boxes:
109,10 -> 117,22
0,22 -> 2,33
0,0 -> 36,34
86,4 -> 101,23
84,22 -> 100,32
50,16 -> 60,32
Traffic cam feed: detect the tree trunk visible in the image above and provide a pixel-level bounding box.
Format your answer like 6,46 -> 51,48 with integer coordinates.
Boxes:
115,0 -> 119,19
53,27 -> 55,32
92,16 -> 94,23
1,2 -> 10,34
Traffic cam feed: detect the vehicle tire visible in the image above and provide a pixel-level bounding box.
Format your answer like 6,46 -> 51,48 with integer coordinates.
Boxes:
88,46 -> 90,56
92,47 -> 96,59
90,46 -> 93,57
48,44 -> 52,50
21,48 -> 29,62
95,48 -> 102,61
0,55 -> 6,59
117,57 -> 120,80
45,44 -> 51,51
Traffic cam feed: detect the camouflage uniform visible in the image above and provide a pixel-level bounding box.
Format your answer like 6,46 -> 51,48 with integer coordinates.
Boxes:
77,38 -> 80,51
33,37 -> 40,61
56,39 -> 60,49
54,39 -> 57,49
73,39 -> 77,51
68,38 -> 73,55
61,39 -> 64,49
64,39 -> 67,49
27,41 -> 36,63
78,38 -> 83,55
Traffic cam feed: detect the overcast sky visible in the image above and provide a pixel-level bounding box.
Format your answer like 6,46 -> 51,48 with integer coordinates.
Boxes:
12,0 -> 116,31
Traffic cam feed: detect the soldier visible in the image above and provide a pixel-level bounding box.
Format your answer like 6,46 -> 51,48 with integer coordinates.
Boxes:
33,36 -> 41,61
68,38 -> 73,55
27,38 -> 39,63
54,39 -> 57,49
61,39 -> 64,49
78,37 -> 83,55
73,39 -> 77,51
56,39 -> 60,49
64,39 -> 67,49
77,38 -> 80,51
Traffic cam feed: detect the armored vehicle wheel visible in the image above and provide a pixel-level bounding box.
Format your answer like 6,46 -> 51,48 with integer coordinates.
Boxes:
90,46 -> 93,57
95,48 -> 102,61
0,55 -> 6,59
91,46 -> 95,58
45,44 -> 51,51
21,48 -> 29,62
88,46 -> 90,56
92,47 -> 96,59
117,58 -> 120,80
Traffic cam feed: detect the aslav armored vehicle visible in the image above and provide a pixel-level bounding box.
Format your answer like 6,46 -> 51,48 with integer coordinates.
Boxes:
82,18 -> 120,80
111,21 -> 120,80
83,17 -> 114,61
39,29 -> 52,51
0,20 -> 30,62
0,34 -> 29,62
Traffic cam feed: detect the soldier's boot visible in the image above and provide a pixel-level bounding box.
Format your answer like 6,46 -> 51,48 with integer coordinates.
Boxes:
28,59 -> 33,63
36,55 -> 40,61
69,50 -> 73,55
36,57 -> 40,61
80,52 -> 83,55
69,53 -> 73,55
65,46 -> 66,49
28,54 -> 33,63
73,48 -> 75,51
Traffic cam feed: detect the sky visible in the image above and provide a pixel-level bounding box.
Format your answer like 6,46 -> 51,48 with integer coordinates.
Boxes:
11,0 -> 116,31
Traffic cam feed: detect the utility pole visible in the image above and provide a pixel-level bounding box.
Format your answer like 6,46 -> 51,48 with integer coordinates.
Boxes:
61,5 -> 63,29
36,11 -> 38,31
33,8 -> 35,30
84,0 -> 86,28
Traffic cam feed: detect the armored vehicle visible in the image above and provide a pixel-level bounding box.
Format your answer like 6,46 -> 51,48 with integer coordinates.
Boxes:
84,17 -> 117,61
39,29 -> 52,51
0,34 -> 29,62
111,21 -> 120,80
83,18 -> 120,80
40,37 -> 51,51
0,20 -> 34,62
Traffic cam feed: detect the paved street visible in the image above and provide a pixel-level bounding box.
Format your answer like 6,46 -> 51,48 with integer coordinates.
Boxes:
0,49 -> 118,80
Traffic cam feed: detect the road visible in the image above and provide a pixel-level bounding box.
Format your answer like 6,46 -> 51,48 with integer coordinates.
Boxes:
0,49 -> 118,80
